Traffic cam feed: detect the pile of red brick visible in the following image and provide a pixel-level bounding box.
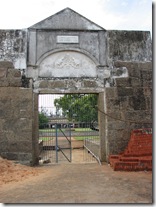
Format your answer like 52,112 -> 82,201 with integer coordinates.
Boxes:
109,128 -> 152,171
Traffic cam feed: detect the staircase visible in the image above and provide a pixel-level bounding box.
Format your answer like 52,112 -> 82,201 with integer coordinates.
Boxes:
109,128 -> 152,171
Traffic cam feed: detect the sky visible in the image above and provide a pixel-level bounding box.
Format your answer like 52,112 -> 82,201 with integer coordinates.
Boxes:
0,0 -> 152,35
39,94 -> 63,115
0,0 -> 152,113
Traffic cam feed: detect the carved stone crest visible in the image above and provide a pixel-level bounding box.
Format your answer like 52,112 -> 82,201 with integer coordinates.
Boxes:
55,54 -> 81,69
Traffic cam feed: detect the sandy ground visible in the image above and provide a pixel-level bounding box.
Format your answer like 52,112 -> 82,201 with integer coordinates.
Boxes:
0,157 -> 44,186
0,156 -> 153,204
0,146 -> 96,187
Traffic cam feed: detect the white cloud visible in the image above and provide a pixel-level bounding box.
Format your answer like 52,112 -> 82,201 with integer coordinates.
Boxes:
0,0 -> 152,34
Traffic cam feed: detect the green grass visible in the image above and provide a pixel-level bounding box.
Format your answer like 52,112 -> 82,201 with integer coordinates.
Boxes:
74,136 -> 99,141
74,136 -> 85,141
39,129 -> 55,132
39,128 -> 93,132
73,128 -> 94,132
39,137 -> 54,141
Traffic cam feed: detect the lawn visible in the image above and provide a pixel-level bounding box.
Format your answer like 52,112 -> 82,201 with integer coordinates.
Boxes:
39,127 -> 98,142
74,128 -> 94,132
39,128 -> 94,132
39,137 -> 54,141
39,129 -> 55,132
74,136 -> 99,141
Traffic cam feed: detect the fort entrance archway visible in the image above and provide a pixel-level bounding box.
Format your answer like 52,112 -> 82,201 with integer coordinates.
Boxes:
0,8 -> 152,165
27,8 -> 110,164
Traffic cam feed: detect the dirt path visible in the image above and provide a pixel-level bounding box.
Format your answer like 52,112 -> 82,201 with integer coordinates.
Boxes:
0,162 -> 152,204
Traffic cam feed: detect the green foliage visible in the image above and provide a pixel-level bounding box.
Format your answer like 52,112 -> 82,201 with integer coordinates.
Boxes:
39,107 -> 49,129
54,94 -> 98,122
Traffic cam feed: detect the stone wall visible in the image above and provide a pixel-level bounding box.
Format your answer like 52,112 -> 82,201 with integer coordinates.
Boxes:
103,61 -> 152,160
107,30 -> 152,62
0,30 -> 27,69
0,61 -> 33,162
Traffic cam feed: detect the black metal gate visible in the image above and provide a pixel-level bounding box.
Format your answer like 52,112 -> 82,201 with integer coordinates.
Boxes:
38,94 -> 100,164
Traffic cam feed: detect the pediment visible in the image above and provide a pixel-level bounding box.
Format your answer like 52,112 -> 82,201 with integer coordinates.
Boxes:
29,8 -> 105,30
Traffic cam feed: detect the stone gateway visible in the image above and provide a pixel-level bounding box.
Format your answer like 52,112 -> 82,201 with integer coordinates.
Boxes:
0,8 -> 152,165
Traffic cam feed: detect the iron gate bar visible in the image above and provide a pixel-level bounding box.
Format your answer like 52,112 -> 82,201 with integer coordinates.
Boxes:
69,125 -> 72,162
55,124 -> 58,163
58,147 -> 71,162
84,143 -> 101,165
55,123 -> 72,163
59,128 -> 71,143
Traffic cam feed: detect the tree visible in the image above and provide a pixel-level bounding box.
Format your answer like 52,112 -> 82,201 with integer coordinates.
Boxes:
54,94 -> 98,123
39,107 -> 49,129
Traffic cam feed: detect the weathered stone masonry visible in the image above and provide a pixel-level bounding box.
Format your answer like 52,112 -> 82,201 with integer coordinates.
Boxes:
0,61 -> 33,161
0,30 -> 27,69
0,8 -> 152,164
104,61 -> 152,157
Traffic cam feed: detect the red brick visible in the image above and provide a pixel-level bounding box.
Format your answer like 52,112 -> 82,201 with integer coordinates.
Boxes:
109,128 -> 152,171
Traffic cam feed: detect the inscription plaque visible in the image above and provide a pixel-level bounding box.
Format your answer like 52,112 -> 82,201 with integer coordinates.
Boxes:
57,36 -> 79,43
